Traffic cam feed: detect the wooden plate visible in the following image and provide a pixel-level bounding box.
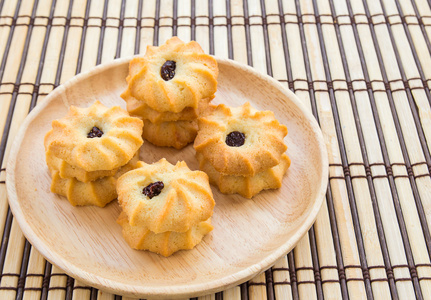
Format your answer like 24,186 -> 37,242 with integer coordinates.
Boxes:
6,57 -> 328,298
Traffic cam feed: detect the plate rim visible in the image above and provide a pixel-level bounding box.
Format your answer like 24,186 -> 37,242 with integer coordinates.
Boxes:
6,56 -> 328,298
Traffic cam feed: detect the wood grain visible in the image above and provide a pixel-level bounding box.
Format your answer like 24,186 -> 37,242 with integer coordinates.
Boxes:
6,57 -> 328,298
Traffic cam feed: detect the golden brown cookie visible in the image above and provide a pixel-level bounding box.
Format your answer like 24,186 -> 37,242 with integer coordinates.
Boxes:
45,101 -> 143,172
122,90 -> 214,123
197,153 -> 291,198
194,102 -> 288,176
50,157 -> 138,207
117,212 -> 213,257
123,37 -> 218,113
117,159 -> 215,233
46,151 -> 139,182
142,119 -> 198,149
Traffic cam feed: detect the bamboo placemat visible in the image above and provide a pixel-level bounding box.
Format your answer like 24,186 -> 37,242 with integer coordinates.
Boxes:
1,0 -> 431,299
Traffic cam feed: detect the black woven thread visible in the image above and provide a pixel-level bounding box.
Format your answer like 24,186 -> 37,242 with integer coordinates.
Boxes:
72,0 -> 107,295
209,0 -> 214,55
259,0 -> 273,77
191,0 -> 196,40
295,21 -> 325,294
289,0 -> 349,298
0,0 -> 23,164
359,0 -> 427,298
134,0 -> 143,54
309,228 -> 324,299
226,0 -> 233,59
393,0 -> 431,107
96,0 -> 109,66
16,236 -> 34,299
278,2 -> 330,297
408,0 -> 431,69
233,0 -> 266,290
0,11 -> 430,29
381,0 -> 431,251
0,211 -> 15,282
75,0 -> 92,76
115,0 -> 127,59
215,291 -> 223,300
327,0 -> 400,298
380,0 -> 431,286
62,0 -> 91,291
265,268 -> 275,300
276,0 -> 294,91
240,282 -> 248,300
153,0 -> 161,46
378,1 -> 431,176
40,258 -> 52,300
260,1 -> 298,297
242,0 -> 252,66
40,0 -> 81,298
310,0 -> 375,297
288,252 -> 299,300
0,1 -> 39,297
172,0 -> 177,36
286,8 -> 325,294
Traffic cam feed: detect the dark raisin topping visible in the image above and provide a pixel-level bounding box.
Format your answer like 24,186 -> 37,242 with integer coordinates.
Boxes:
87,126 -> 104,138
160,60 -> 176,81
143,181 -> 164,199
225,131 -> 246,147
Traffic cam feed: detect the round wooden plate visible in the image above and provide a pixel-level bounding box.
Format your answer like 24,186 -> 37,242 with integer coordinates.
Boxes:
7,57 -> 328,298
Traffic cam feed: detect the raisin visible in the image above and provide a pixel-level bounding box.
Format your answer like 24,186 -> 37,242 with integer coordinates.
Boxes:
87,126 -> 103,138
225,131 -> 245,147
143,181 -> 164,199
160,60 -> 176,81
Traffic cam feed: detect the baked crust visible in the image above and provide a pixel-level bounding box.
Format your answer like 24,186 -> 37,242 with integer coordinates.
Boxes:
194,102 -> 288,176
117,159 -> 215,233
117,212 -> 213,257
50,157 -> 138,207
197,153 -> 291,198
44,101 -> 143,172
122,37 -> 218,113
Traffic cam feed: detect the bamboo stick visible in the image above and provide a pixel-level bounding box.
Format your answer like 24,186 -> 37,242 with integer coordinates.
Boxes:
354,0 -> 431,297
294,236 -> 318,299
99,0 -> 122,64
0,221 -> 26,299
22,249 -> 46,300
195,0 -> 210,53
40,0 -> 86,298
96,290 -> 115,300
230,0 -> 248,64
314,0 -> 396,298
47,266 -> 67,300
294,0 -> 368,298
71,280 -> 91,300
0,1 -> 47,298
159,0 -> 174,45
248,272 -> 267,300
139,0 -> 156,51
265,0 -> 288,82
176,0 -> 192,42
1,0 -> 429,299
223,285 -> 242,299
198,294 -> 215,300
272,257 -> 292,300
57,0 -> 87,84
213,0 -> 229,58
412,0 -> 431,49
80,0 -> 105,73
246,0 -> 266,74
120,0 -> 139,58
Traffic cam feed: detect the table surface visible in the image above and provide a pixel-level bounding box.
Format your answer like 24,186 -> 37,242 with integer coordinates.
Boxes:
1,0 -> 431,299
